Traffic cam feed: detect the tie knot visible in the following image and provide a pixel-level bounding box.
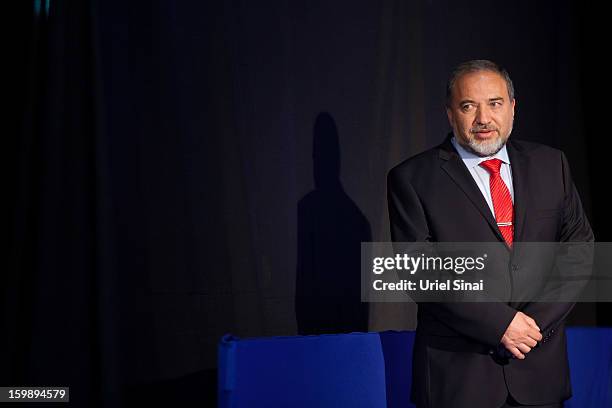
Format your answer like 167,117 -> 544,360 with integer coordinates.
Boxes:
479,158 -> 503,174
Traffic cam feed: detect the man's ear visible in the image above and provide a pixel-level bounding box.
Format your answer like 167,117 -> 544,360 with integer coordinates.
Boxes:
511,98 -> 516,117
446,107 -> 453,127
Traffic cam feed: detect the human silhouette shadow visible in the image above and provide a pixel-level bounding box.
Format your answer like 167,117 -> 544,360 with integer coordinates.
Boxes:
295,112 -> 371,335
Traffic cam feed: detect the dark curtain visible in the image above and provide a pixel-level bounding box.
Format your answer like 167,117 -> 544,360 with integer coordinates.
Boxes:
5,0 -> 611,406
6,0 -> 121,405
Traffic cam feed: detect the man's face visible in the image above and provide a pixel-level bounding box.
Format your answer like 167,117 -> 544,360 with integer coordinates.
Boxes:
446,70 -> 516,157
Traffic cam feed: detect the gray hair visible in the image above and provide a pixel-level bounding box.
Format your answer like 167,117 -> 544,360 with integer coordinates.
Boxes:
446,60 -> 515,107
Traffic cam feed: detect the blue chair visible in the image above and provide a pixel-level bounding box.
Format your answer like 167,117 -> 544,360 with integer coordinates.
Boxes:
218,328 -> 611,407
565,327 -> 612,407
218,332 -> 389,407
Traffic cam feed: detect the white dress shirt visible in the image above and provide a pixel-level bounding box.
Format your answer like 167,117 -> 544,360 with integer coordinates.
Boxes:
451,136 -> 514,218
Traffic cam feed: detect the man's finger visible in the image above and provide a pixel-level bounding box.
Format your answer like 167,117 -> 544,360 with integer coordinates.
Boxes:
529,330 -> 543,342
510,347 -> 525,360
525,327 -> 543,342
517,343 -> 532,354
523,337 -> 538,348
524,315 -> 540,331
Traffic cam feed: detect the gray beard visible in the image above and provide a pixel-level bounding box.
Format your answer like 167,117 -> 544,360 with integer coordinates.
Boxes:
462,135 -> 507,157
457,125 -> 513,157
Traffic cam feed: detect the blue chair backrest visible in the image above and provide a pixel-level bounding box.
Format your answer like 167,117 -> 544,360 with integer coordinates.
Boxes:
218,328 -> 612,408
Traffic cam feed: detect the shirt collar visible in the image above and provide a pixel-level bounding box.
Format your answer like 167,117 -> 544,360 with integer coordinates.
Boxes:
451,136 -> 511,169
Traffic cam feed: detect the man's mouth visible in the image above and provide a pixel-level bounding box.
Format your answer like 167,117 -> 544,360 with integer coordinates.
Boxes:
473,130 -> 496,138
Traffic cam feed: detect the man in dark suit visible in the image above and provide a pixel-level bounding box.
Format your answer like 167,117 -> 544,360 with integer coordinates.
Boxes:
387,60 -> 594,408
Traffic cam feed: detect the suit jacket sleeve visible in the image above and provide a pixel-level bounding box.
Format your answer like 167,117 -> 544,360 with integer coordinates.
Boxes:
387,169 -> 517,347
520,151 -> 594,338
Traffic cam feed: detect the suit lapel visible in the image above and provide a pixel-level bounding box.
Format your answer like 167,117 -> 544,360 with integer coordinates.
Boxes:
506,138 -> 528,243
438,134 -> 506,244
438,134 -> 530,246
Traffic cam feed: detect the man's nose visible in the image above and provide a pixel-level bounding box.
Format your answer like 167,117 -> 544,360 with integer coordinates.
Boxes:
475,106 -> 492,125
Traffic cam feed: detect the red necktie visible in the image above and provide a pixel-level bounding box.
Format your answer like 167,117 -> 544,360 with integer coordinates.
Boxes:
479,158 -> 514,248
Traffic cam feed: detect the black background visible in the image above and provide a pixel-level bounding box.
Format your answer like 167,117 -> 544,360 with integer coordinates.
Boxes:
5,0 -> 612,406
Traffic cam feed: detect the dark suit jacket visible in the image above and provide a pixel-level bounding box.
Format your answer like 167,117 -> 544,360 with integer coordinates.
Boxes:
387,133 -> 594,408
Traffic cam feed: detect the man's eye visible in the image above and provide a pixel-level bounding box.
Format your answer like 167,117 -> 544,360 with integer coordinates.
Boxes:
461,105 -> 474,112
491,101 -> 502,107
